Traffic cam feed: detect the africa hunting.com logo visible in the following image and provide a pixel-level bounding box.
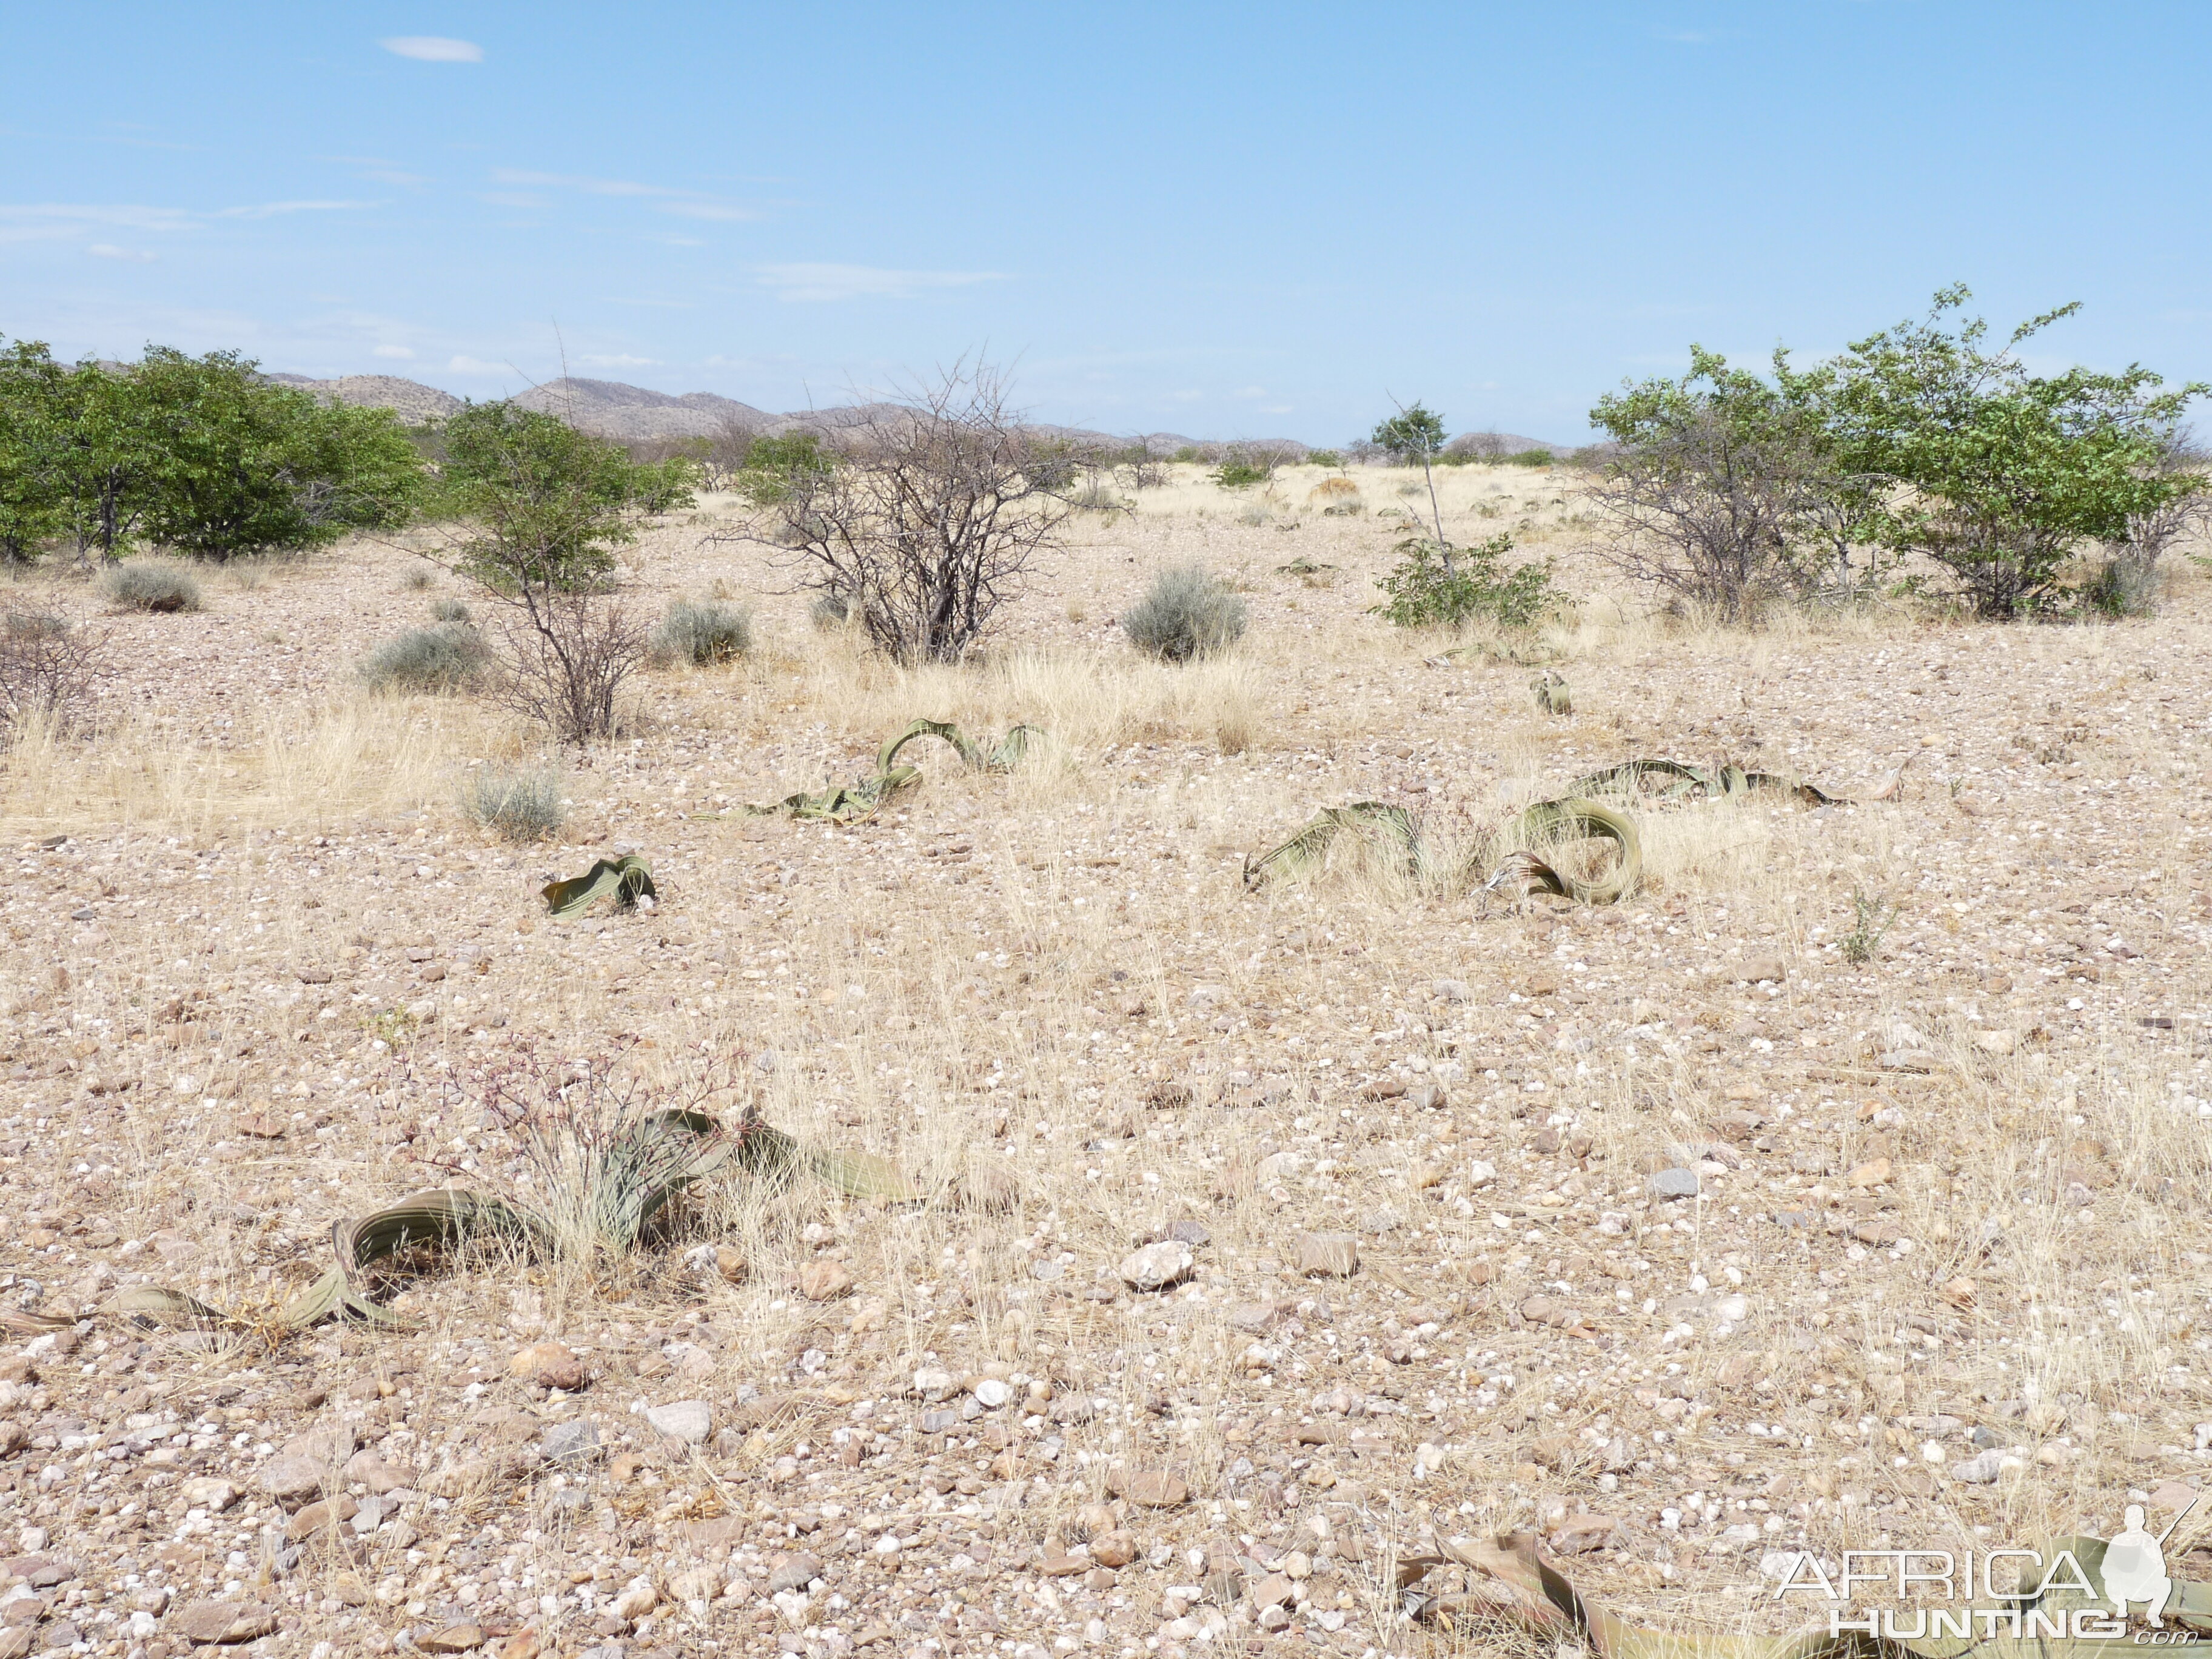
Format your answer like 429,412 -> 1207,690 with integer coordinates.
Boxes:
1772,1494 -> 2212,1643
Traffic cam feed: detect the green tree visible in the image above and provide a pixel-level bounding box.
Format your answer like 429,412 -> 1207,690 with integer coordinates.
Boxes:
1372,401 -> 1449,549
734,431 -> 831,506
0,340 -> 69,562
1827,286 -> 2205,617
440,402 -> 644,591
132,348 -> 424,559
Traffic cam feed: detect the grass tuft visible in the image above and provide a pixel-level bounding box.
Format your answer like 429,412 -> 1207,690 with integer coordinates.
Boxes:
462,763 -> 566,842
358,623 -> 493,694
101,562 -> 203,614
649,597 -> 752,667
1122,563 -> 1248,663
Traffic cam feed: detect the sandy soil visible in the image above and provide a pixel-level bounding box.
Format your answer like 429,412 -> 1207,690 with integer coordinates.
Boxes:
2,461 -> 2211,1659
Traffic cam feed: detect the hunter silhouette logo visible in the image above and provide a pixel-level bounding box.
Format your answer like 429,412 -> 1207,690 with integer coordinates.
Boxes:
2103,1497 -> 2196,1627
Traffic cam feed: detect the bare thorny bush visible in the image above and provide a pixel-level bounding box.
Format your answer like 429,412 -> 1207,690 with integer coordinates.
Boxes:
742,361 -> 1074,664
1587,406 -> 1875,622
0,608 -> 106,737
489,592 -> 650,745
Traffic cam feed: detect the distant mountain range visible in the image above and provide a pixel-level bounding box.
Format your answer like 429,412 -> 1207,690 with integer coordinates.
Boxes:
262,371 -> 1574,457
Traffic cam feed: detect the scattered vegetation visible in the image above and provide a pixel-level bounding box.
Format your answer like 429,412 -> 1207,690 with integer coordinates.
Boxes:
1591,287 -> 2207,620
463,763 -> 567,842
430,597 -> 472,624
1122,563 -> 1248,662
358,623 -> 493,694
99,561 -> 203,613
809,591 -> 851,630
649,597 -> 751,666
1213,460 -> 1272,489
1370,533 -> 1557,629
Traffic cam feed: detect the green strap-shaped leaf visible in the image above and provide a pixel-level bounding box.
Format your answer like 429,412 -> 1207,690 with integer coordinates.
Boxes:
1242,801 -> 1426,888
1503,797 -> 1640,904
541,854 -> 656,918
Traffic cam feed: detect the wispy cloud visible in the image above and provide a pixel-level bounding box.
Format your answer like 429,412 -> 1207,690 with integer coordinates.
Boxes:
578,353 -> 657,368
447,354 -> 512,375
657,201 -> 757,223
493,169 -> 674,199
491,169 -> 755,222
381,36 -> 483,63
477,192 -> 546,209
0,204 -> 194,244
373,344 -> 417,360
358,169 -> 429,187
86,243 -> 157,263
752,263 -> 1008,303
217,199 -> 378,220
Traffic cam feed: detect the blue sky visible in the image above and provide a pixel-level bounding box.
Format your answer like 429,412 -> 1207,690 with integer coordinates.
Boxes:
5,3 -> 2210,444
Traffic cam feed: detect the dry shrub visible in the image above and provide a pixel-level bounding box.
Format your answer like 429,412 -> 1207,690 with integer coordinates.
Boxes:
1122,564 -> 1248,662
649,597 -> 752,666
358,623 -> 492,694
0,610 -> 105,732
101,561 -> 203,614
462,763 -> 566,842
492,594 -> 649,743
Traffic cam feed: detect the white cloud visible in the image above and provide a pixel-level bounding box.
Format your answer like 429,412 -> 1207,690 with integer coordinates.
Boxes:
447,355 -> 511,375
0,204 -> 193,244
492,169 -> 672,198
752,263 -> 1007,303
86,243 -> 158,263
381,36 -> 483,62
657,201 -> 757,223
374,344 -> 417,360
578,354 -> 657,368
217,200 -> 377,220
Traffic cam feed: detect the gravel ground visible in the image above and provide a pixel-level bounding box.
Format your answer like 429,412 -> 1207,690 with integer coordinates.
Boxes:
4,465 -> 2212,1659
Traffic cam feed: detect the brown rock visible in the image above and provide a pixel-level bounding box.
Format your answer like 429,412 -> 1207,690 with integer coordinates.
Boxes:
1037,1554 -> 1088,1577
1111,1469 -> 1189,1507
418,1625 -> 486,1654
1551,1514 -> 1621,1554
256,1455 -> 325,1505
168,1600 -> 278,1644
1248,1572 -> 1297,1610
1295,1233 -> 1358,1278
497,1633 -> 542,1659
0,1631 -> 28,1659
800,1260 -> 854,1301
508,1342 -> 587,1391
341,1450 -> 407,1493
1846,1156 -> 1892,1188
1089,1529 -> 1138,1568
178,1477 -> 238,1512
235,1112 -> 287,1139
284,1495 -> 358,1540
1737,956 -> 1786,984
713,1244 -> 748,1284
